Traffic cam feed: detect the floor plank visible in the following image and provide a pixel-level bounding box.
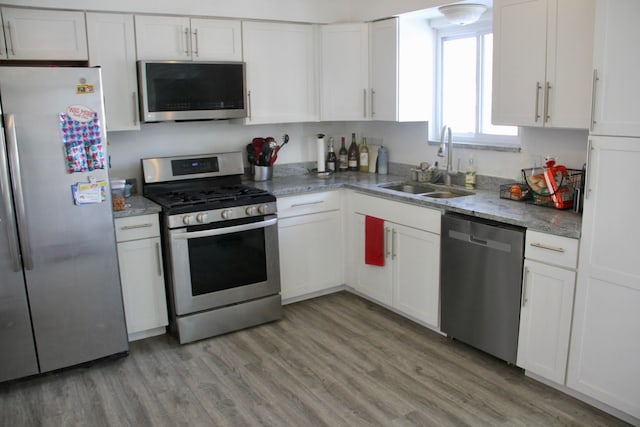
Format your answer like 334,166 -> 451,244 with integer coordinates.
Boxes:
0,292 -> 630,426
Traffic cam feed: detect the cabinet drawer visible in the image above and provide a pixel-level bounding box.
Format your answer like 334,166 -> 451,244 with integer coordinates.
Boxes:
277,191 -> 340,219
115,214 -> 160,242
525,230 -> 579,269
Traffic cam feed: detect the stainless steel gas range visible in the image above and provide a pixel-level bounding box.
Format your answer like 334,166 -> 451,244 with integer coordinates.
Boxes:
142,151 -> 282,344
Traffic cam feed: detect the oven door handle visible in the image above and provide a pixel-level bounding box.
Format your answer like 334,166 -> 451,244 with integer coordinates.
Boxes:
172,217 -> 277,240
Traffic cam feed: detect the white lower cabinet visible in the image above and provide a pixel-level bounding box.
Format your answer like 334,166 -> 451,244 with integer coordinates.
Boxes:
517,231 -> 578,384
277,191 -> 343,302
348,193 -> 441,328
115,214 -> 168,341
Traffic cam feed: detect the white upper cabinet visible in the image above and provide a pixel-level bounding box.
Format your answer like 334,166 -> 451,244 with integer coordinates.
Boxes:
242,21 -> 318,125
135,15 -> 241,61
320,23 -> 369,121
320,16 -> 433,123
590,0 -> 640,137
492,0 -> 595,128
0,8 -> 87,60
86,13 -> 140,132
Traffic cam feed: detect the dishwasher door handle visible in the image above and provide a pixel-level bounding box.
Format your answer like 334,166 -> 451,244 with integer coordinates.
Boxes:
449,229 -> 512,253
470,235 -> 488,246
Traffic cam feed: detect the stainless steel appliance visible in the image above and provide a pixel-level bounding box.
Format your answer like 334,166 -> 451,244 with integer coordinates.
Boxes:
440,213 -> 525,364
142,152 -> 282,344
0,67 -> 128,383
138,61 -> 247,122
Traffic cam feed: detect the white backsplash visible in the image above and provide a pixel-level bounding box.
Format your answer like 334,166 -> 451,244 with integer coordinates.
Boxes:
108,120 -> 588,184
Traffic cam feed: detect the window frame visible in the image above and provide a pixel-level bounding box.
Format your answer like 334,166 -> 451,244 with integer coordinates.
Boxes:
434,20 -> 520,149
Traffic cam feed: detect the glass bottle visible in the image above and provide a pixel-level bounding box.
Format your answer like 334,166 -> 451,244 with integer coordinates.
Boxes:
348,133 -> 359,171
326,138 -> 337,172
359,137 -> 369,172
338,137 -> 348,172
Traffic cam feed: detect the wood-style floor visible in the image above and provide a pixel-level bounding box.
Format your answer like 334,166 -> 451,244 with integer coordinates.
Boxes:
0,291 -> 629,426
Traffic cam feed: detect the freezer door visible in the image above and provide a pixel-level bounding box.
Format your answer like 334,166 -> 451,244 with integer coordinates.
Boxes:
0,115 -> 39,382
0,67 -> 128,374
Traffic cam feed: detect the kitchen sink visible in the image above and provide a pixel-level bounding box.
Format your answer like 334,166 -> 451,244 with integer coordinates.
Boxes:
379,182 -> 474,199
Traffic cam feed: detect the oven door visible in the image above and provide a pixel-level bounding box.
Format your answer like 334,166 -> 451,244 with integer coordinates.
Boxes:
168,215 -> 280,315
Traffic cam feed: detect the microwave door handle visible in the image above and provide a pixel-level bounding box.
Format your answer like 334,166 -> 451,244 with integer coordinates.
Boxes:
172,218 -> 277,240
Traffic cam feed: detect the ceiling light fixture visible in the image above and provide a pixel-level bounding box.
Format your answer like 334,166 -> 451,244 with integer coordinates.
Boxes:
438,3 -> 487,26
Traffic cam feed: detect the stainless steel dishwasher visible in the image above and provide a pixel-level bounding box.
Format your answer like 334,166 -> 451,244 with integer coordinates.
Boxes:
440,213 -> 525,364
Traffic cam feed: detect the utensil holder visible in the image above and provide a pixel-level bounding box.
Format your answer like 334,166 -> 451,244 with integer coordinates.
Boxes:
253,165 -> 273,181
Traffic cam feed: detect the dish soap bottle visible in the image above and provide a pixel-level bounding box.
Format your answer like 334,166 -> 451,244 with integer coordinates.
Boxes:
377,145 -> 388,175
465,157 -> 476,190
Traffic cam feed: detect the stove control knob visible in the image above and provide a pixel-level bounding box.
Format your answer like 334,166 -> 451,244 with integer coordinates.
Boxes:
182,215 -> 193,225
258,204 -> 269,215
245,206 -> 257,216
196,213 -> 208,223
221,209 -> 232,220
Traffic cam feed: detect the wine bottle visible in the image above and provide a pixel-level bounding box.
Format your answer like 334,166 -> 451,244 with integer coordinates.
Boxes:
359,137 -> 369,172
338,137 -> 348,172
348,133 -> 359,171
326,138 -> 337,172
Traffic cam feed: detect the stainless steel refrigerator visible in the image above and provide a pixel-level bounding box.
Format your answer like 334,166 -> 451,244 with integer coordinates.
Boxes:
0,67 -> 128,383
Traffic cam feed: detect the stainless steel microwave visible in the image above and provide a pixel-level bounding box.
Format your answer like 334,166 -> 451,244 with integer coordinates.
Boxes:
137,61 -> 247,122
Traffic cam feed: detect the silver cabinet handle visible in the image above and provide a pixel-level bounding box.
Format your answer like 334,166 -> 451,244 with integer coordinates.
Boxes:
590,69 -> 599,131
120,223 -> 153,231
184,27 -> 190,56
544,81 -> 551,123
371,88 -> 376,117
0,123 -> 21,271
247,90 -> 252,120
392,228 -> 397,260
363,88 -> 367,119
290,200 -> 324,208
155,242 -> 162,276
585,138 -> 593,200
132,92 -> 139,126
529,242 -> 565,253
5,114 -> 32,270
534,81 -> 542,122
6,21 -> 15,56
522,266 -> 530,307
192,28 -> 199,57
385,226 -> 391,258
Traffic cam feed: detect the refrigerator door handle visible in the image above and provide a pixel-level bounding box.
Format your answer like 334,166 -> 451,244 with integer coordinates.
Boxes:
5,114 -> 33,270
0,123 -> 21,272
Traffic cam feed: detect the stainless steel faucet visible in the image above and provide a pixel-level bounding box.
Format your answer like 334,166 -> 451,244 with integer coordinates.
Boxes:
437,125 -> 453,186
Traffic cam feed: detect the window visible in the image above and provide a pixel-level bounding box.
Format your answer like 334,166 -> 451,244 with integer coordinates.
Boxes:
436,23 -> 519,146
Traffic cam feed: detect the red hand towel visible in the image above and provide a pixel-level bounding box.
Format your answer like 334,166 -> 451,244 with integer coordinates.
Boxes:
365,215 -> 385,266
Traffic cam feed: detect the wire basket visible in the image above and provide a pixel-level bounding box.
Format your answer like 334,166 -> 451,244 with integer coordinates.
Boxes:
521,166 -> 583,209
499,183 -> 531,201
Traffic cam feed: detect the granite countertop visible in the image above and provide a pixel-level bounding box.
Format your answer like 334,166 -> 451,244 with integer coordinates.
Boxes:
251,171 -> 582,239
112,195 -> 162,219
114,172 -> 581,238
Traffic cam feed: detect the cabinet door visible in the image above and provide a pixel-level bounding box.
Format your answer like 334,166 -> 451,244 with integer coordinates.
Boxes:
190,18 -> 242,61
117,237 -> 168,339
0,9 -> 7,59
243,21 -> 318,124
352,214 -> 393,306
517,259 -> 575,384
545,0 -> 594,128
320,23 -> 369,121
591,0 -> 640,137
86,13 -> 140,132
370,18 -> 398,121
135,15 -> 191,60
1,8 -> 87,60
392,223 -> 440,328
492,0 -> 547,126
279,211 -> 343,301
567,136 -> 640,418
